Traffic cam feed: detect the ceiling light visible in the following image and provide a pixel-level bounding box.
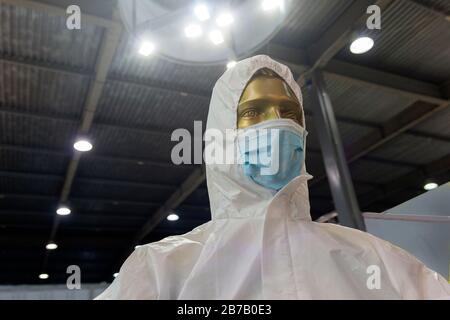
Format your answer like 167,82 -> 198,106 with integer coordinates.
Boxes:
56,206 -> 71,216
138,41 -> 155,56
424,182 -> 438,191
167,213 -> 179,221
226,60 -> 237,69
194,4 -> 210,21
184,23 -> 203,38
113,273 -> 119,278
39,273 -> 49,280
46,242 -> 58,250
350,36 -> 374,54
216,12 -> 234,27
73,139 -> 93,152
262,0 -> 283,11
209,30 -> 224,45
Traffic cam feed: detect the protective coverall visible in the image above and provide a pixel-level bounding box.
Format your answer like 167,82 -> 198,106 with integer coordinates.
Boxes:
96,55 -> 450,299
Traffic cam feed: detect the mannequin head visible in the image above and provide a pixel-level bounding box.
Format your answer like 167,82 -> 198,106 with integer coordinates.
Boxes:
237,68 -> 302,129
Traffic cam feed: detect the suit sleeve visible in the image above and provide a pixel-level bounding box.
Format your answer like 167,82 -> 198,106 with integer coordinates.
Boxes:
94,248 -> 159,300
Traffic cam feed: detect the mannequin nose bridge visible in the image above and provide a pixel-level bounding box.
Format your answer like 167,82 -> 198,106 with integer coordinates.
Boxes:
266,105 -> 282,119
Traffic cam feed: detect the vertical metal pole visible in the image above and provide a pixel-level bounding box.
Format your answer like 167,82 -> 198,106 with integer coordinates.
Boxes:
309,70 -> 366,230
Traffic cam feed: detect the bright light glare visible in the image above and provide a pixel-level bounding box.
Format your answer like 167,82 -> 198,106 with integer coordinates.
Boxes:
184,24 -> 203,38
39,273 -> 49,280
135,245 -> 141,249
209,30 -> 224,45
227,60 -> 237,69
424,182 -> 438,190
194,4 -> 210,21
56,206 -> 71,216
138,41 -> 155,56
73,140 -> 93,152
167,213 -> 179,221
113,273 -> 119,278
262,0 -> 283,11
350,36 -> 374,54
46,243 -> 58,250
215,12 -> 234,27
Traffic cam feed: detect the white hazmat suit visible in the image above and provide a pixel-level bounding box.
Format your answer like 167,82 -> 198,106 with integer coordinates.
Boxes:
96,55 -> 450,300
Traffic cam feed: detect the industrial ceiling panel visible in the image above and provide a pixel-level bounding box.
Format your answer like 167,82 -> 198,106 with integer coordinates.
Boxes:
324,73 -> 416,123
337,0 -> 450,83
0,63 -> 89,118
77,157 -> 193,186
369,133 -> 450,165
96,81 -> 209,132
350,158 -> 416,184
89,124 -> 176,162
0,2 -> 103,71
0,148 -> 68,176
273,0 -> 352,48
0,113 -> 78,150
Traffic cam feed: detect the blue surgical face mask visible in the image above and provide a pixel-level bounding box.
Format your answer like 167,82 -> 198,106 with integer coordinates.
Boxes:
238,120 -> 306,191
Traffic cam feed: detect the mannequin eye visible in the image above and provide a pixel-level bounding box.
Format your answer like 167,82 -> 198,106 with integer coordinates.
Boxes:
282,111 -> 298,119
241,109 -> 259,118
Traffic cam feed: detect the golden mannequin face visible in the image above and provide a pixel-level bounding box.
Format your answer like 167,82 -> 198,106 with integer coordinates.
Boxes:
237,68 -> 302,129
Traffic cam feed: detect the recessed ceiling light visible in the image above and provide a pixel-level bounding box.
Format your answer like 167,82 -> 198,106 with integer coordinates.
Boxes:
39,273 -> 49,280
46,242 -> 58,250
73,139 -> 93,152
56,206 -> 71,216
262,0 -> 283,11
184,23 -> 203,38
226,60 -> 237,69
209,30 -> 224,45
215,12 -> 234,27
138,41 -> 155,56
194,4 -> 210,21
424,182 -> 438,190
167,213 -> 179,221
350,36 -> 374,54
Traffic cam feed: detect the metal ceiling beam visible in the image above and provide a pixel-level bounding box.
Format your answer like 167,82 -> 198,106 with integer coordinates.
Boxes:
325,60 -> 445,104
0,56 -> 92,77
266,44 -> 447,105
0,193 -> 211,211
309,70 -> 365,230
108,76 -> 212,100
345,101 -> 445,162
0,108 -> 172,138
0,56 -> 211,100
3,98 -> 449,151
0,144 -> 191,169
0,234 -> 132,249
3,42 -> 446,106
0,170 -> 179,190
0,210 -> 208,225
